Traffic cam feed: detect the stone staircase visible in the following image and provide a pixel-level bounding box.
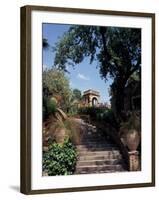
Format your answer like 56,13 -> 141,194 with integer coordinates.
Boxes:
75,123 -> 127,174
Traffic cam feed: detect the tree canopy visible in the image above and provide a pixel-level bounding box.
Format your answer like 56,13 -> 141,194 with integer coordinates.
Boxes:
72,89 -> 82,101
43,38 -> 49,50
54,25 -> 141,121
43,68 -> 72,112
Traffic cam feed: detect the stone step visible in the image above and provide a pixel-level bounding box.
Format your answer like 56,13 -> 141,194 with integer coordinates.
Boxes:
78,154 -> 122,161
83,131 -> 103,134
77,146 -> 118,152
81,134 -> 106,137
80,141 -> 114,146
80,140 -> 112,144
74,125 -> 127,174
80,139 -> 113,143
81,136 -> 107,139
75,170 -> 126,174
76,159 -> 124,166
75,164 -> 125,174
79,138 -> 113,141
82,134 -> 105,138
76,144 -> 117,149
85,135 -> 107,138
78,150 -> 121,157
83,132 -> 102,135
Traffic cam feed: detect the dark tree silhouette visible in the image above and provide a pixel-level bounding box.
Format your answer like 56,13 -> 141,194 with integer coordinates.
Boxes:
43,38 -> 49,49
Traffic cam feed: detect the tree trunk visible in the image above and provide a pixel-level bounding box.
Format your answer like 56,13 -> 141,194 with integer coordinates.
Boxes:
113,78 -> 127,123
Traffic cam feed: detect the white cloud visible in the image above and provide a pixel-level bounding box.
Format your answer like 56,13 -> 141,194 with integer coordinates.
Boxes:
69,81 -> 75,87
77,73 -> 90,81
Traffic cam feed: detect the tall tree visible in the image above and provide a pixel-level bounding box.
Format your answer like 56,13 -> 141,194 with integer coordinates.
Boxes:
72,89 -> 82,101
43,68 -> 72,112
54,26 -> 141,121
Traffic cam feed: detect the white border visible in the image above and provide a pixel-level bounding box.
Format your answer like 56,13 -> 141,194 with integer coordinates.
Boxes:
31,10 -> 152,190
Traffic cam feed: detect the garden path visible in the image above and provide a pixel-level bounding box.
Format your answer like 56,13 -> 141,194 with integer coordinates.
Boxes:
75,119 -> 127,174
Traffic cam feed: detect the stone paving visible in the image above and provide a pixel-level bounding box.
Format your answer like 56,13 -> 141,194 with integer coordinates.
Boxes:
75,122 -> 127,174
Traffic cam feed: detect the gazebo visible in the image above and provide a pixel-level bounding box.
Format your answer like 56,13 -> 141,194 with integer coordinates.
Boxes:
82,89 -> 100,107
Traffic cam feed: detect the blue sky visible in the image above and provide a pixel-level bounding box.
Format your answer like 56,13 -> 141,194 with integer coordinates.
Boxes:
42,23 -> 113,103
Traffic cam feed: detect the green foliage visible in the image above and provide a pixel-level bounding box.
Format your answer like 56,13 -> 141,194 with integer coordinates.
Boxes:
72,89 -> 82,101
43,68 -> 73,113
120,112 -> 141,132
99,27 -> 141,80
66,88 -> 82,116
43,97 -> 57,120
63,119 -> 81,145
43,38 -> 49,49
68,105 -> 79,116
47,98 -> 57,114
54,25 -> 141,120
54,26 -> 98,70
102,109 -> 118,127
79,107 -> 108,121
78,107 -> 118,128
54,26 -> 141,80
43,139 -> 77,176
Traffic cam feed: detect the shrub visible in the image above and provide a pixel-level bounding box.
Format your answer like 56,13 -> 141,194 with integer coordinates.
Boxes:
43,139 -> 77,176
120,112 -> 141,132
47,98 -> 57,115
43,97 -> 57,120
102,109 -> 117,125
64,118 -> 82,145
43,68 -> 72,113
78,107 -> 108,121
68,104 -> 79,116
